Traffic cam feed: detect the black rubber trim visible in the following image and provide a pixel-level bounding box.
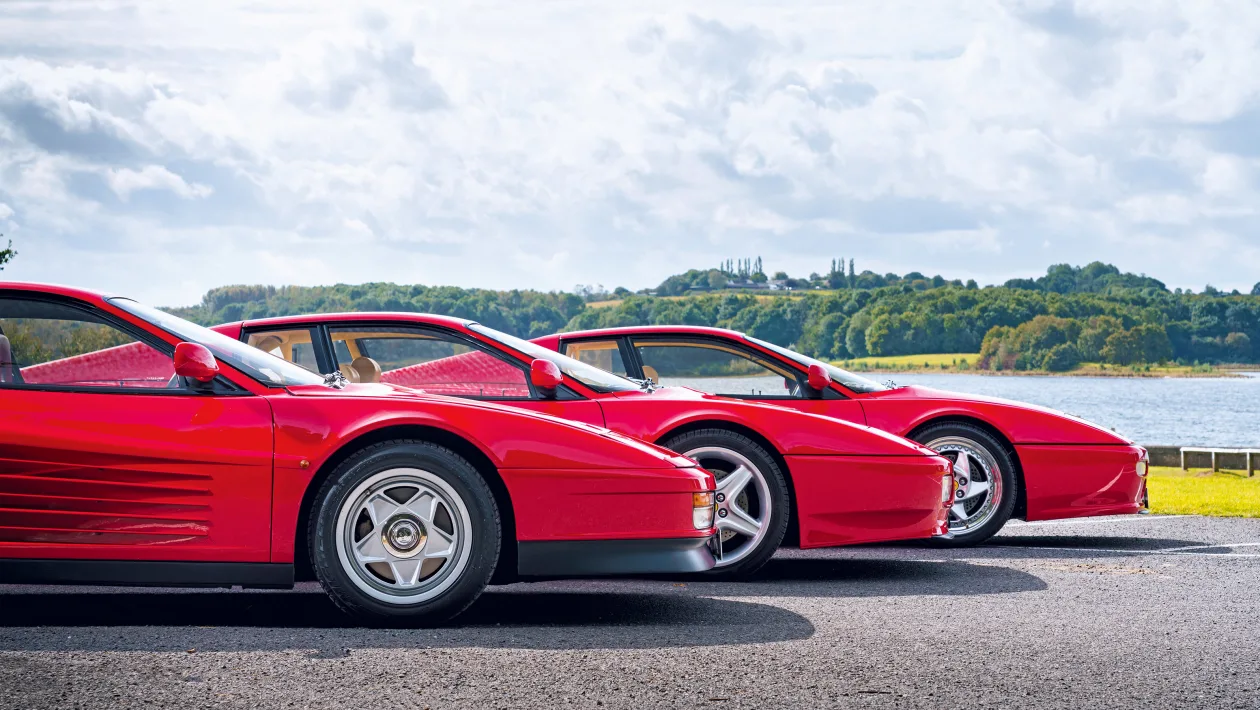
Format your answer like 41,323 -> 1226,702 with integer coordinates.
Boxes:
0,560 -> 294,589
517,536 -> 716,577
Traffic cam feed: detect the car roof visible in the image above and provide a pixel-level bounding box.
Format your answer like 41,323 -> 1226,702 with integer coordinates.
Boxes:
0,281 -> 117,303
546,325 -> 747,340
237,312 -> 476,330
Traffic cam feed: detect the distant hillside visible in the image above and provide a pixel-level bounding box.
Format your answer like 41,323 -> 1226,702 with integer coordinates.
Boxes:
169,263 -> 1260,370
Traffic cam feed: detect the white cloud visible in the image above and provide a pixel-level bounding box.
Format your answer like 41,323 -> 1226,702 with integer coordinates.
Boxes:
107,166 -> 212,201
0,0 -> 1258,304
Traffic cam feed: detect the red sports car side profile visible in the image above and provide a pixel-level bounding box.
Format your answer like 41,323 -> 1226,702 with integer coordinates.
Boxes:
220,313 -> 955,578
0,283 -> 718,625
533,325 -> 1150,545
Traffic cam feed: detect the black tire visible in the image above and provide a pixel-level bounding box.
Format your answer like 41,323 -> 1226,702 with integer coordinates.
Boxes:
910,421 -> 1018,547
310,440 -> 501,626
662,428 -> 789,579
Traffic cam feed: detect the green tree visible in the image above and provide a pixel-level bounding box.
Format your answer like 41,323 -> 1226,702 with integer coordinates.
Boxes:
1131,323 -> 1172,363
707,270 -> 728,290
1101,329 -> 1143,365
1041,343 -> 1081,372
0,238 -> 14,271
1224,332 -> 1252,361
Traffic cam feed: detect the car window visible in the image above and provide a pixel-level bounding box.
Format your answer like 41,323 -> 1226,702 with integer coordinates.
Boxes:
563,339 -> 629,378
0,298 -> 178,391
245,328 -> 321,373
632,339 -> 803,397
328,326 -> 532,399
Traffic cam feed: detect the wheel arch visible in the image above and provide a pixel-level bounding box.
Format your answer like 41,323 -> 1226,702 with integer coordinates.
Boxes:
294,424 -> 518,583
654,419 -> 803,547
907,415 -> 1028,520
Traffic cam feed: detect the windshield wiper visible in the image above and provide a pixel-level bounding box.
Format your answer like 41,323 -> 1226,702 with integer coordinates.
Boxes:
627,377 -> 657,392
323,371 -> 349,389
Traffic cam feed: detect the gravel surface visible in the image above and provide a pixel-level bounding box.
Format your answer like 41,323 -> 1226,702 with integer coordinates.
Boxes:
2,514 -> 1258,709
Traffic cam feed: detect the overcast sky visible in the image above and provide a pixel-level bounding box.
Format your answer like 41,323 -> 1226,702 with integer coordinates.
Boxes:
1,0 -> 1258,305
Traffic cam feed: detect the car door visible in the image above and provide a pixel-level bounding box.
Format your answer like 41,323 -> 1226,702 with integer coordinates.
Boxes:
0,294 -> 275,562
615,335 -> 868,425
242,322 -> 607,426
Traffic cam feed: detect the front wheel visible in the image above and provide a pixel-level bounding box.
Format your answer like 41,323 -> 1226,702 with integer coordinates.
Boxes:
663,429 -> 789,579
310,440 -> 501,626
911,422 -> 1017,546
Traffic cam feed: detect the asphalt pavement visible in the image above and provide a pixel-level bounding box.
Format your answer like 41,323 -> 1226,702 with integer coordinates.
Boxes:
1,514 -> 1258,709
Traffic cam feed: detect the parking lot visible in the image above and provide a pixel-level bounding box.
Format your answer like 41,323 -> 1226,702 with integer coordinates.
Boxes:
1,514 -> 1258,709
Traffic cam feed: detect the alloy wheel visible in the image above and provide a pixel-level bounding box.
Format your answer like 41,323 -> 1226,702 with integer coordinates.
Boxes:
683,446 -> 771,567
925,436 -> 1003,534
335,468 -> 474,605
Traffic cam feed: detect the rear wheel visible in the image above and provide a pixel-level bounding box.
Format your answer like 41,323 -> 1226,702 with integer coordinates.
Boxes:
911,422 -> 1017,546
663,429 -> 789,579
310,440 -> 500,626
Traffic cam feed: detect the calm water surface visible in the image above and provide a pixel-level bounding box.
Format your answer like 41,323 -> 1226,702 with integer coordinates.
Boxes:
659,373 -> 1260,447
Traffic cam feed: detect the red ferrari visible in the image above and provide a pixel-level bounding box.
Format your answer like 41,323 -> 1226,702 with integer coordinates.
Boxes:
533,325 -> 1151,545
0,283 -> 719,625
218,312 -> 954,578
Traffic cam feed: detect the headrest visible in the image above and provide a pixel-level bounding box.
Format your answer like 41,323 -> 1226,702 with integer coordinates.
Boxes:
338,363 -> 361,383
254,335 -> 283,353
350,356 -> 381,384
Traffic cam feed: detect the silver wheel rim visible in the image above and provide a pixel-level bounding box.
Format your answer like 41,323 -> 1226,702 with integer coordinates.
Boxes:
334,468 -> 474,605
683,446 -> 771,568
925,436 -> 1003,534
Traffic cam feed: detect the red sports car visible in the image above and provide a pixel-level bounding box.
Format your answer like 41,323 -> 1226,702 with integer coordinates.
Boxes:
0,283 -> 719,625
533,325 -> 1150,545
219,312 -> 955,578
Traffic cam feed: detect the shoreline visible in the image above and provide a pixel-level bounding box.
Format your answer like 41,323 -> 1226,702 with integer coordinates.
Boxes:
833,365 -> 1257,379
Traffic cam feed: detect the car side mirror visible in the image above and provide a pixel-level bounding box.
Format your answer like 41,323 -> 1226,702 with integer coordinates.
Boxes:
807,363 -> 832,393
174,342 -> 220,383
530,358 -> 564,395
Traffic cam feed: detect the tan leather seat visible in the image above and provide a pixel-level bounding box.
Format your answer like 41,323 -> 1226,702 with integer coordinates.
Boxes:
253,335 -> 284,356
350,356 -> 381,384
641,365 -> 660,384
0,331 -> 15,384
338,363 -> 360,383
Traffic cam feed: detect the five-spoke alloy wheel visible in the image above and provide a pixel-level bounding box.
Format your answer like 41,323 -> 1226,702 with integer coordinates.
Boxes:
912,422 -> 1017,546
311,440 -> 500,626
664,429 -> 789,578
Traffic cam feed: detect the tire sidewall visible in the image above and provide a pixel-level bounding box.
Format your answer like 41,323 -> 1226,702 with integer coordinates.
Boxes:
913,423 -> 1017,546
311,442 -> 500,624
664,429 -> 789,578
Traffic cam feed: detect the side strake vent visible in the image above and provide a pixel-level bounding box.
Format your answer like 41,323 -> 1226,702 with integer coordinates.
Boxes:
0,455 -> 212,546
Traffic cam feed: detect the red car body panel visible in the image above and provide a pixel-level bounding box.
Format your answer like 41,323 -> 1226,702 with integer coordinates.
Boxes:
0,283 -> 714,579
534,325 -> 1150,524
222,312 -> 955,548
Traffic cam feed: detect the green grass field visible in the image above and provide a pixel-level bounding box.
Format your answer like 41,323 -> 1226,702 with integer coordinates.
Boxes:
1148,466 -> 1260,517
834,353 -> 979,371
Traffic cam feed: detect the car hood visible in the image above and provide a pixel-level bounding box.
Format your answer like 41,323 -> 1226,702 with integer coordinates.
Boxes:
611,385 -> 941,457
860,385 -> 1133,445
285,383 -> 696,468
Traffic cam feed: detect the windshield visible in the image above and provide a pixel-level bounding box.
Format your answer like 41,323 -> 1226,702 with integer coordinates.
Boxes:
108,298 -> 326,387
468,323 -> 641,393
744,335 -> 890,394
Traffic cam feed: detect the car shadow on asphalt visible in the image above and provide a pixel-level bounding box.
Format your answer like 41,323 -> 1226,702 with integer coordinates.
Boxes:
0,589 -> 814,653
689,557 -> 1049,598
970,535 -> 1210,557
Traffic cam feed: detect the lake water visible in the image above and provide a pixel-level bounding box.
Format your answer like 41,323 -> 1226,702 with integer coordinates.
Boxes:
657,373 -> 1260,447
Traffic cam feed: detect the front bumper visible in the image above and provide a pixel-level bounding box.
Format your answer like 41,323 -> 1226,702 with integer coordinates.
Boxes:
517,536 -> 717,577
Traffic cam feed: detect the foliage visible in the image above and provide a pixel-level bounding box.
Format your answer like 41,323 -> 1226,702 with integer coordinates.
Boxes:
163,262 -> 1260,370
0,238 -> 14,271
170,282 -> 586,339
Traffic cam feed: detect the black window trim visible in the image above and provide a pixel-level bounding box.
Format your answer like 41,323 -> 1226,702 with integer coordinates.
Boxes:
621,333 -> 847,401
0,291 -> 246,397
265,320 -> 583,402
239,324 -> 336,377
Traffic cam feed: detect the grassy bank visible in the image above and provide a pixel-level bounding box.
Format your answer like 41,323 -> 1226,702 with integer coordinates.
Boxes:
833,354 -> 1251,378
1148,466 -> 1260,517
